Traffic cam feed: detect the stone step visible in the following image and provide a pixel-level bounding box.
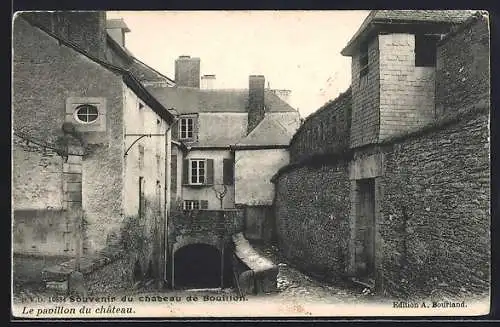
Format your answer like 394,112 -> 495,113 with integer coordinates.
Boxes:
41,254 -> 113,282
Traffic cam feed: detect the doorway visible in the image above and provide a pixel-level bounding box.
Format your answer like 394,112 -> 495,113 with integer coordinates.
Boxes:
172,243 -> 233,289
355,178 -> 376,279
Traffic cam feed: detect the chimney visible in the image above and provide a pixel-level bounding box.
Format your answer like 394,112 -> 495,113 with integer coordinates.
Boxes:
201,75 -> 216,90
247,75 -> 266,134
106,18 -> 131,47
175,55 -> 201,88
21,11 -> 107,61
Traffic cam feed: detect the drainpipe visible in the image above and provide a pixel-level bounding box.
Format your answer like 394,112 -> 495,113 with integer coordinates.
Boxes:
163,120 -> 176,287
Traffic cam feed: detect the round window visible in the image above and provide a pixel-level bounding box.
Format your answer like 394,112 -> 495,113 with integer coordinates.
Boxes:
75,104 -> 99,123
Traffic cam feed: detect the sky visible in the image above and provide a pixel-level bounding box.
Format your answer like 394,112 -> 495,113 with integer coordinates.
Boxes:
107,11 -> 370,118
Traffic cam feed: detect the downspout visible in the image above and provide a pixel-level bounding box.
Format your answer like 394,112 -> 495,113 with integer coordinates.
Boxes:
163,120 -> 176,286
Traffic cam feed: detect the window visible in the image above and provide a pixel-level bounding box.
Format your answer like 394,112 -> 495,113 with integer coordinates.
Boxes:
183,158 -> 214,186
66,97 -> 106,133
138,177 -> 145,219
183,200 -> 200,211
183,200 -> 209,210
359,41 -> 369,77
415,34 -> 440,67
190,159 -> 205,185
74,104 -> 99,123
138,145 -> 144,169
179,117 -> 194,139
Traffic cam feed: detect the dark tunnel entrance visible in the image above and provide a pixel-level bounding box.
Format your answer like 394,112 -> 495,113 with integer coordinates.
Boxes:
173,243 -> 234,289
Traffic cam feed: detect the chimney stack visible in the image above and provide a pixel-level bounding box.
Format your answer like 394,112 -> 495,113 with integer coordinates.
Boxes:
201,75 -> 216,90
21,12 -> 107,61
247,75 -> 266,134
106,18 -> 131,47
175,55 -> 201,88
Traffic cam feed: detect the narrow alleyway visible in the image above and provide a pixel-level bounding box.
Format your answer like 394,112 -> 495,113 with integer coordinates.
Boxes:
249,242 -> 373,304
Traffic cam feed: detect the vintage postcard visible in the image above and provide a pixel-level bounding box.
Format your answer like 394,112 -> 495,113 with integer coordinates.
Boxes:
11,10 -> 491,319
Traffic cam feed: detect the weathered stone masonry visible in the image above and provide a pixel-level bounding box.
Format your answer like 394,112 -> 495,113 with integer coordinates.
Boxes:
272,12 -> 490,297
272,90 -> 353,282
378,110 -> 490,296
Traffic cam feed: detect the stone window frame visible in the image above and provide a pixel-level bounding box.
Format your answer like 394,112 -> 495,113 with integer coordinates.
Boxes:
66,97 -> 106,132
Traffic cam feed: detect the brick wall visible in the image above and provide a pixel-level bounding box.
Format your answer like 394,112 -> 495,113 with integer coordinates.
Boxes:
289,88 -> 351,162
436,13 -> 490,117
378,110 -> 489,297
274,161 -> 351,282
350,36 -> 380,148
378,34 -> 436,141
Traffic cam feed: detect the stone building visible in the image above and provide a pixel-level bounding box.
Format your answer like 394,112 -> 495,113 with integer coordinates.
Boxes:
12,12 -> 176,285
146,57 -> 299,288
272,10 -> 490,297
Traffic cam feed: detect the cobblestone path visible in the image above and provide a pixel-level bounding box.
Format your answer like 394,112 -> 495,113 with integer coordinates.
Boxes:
251,243 -> 375,304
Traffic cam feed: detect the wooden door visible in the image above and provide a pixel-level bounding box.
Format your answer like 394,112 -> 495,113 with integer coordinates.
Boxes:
356,178 -> 375,278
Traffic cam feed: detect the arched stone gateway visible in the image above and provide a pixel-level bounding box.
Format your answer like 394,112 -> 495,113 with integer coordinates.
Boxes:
172,243 -> 234,289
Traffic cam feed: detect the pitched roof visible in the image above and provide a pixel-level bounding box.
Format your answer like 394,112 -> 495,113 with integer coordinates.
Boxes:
145,86 -> 297,114
129,57 -> 176,86
19,16 -> 176,125
342,10 -> 475,55
234,112 -> 300,148
105,34 -> 176,86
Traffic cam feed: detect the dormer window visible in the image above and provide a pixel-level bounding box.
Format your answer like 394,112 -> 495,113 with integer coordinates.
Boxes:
359,41 -> 369,77
415,34 -> 440,67
179,117 -> 194,139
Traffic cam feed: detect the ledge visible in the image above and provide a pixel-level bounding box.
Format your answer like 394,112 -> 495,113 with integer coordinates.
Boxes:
232,233 -> 276,274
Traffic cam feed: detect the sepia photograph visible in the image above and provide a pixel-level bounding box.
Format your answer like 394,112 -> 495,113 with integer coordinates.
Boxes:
11,9 -> 491,318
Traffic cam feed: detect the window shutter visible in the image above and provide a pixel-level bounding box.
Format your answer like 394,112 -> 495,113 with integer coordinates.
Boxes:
223,158 -> 234,185
171,155 -> 177,194
172,120 -> 179,140
200,200 -> 208,210
193,116 -> 199,141
206,159 -> 214,185
182,159 -> 189,185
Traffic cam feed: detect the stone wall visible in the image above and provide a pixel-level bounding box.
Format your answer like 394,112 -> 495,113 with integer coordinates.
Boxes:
378,33 -> 436,140
12,134 -> 82,257
12,135 -> 64,210
289,88 -> 351,162
435,13 -> 490,117
13,16 -> 125,254
274,109 -> 489,296
171,209 -> 244,240
377,110 -> 489,297
273,160 -> 351,282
